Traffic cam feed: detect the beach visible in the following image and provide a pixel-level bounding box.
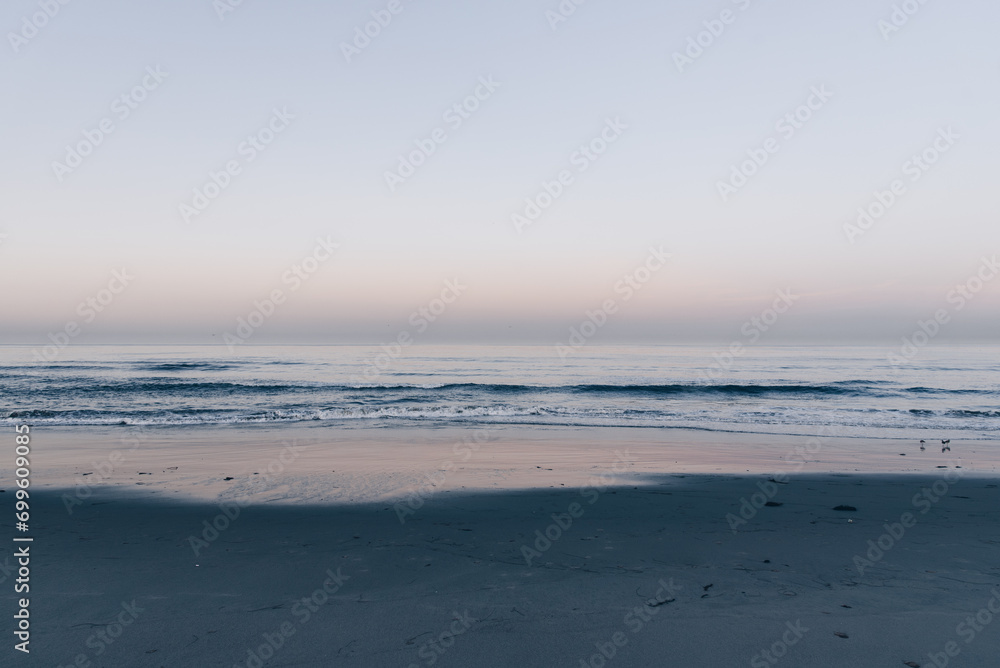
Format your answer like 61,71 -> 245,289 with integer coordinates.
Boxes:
6,0 -> 998,664
9,425 -> 1000,667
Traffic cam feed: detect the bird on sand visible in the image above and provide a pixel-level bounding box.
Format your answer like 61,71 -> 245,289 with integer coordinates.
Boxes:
941,439 -> 951,452
920,440 -> 926,451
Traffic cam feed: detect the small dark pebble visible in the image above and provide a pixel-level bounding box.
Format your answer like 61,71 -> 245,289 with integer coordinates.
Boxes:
703,584 -> 714,591
763,559 -> 770,563
903,662 -> 920,667
899,453 -> 906,456
834,631 -> 849,638
833,505 -> 857,511
224,477 -> 234,481
764,501 -> 783,507
841,604 -> 852,608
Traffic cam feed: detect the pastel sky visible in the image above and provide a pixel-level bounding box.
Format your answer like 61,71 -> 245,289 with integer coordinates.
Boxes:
1,0 -> 998,345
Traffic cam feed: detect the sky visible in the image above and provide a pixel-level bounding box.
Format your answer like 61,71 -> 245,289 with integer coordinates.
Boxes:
1,0 -> 998,346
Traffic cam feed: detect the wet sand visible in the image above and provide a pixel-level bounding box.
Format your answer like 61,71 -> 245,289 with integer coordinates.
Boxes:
4,426 -> 999,666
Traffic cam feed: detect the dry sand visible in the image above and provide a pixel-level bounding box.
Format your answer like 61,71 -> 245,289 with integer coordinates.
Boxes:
3,425 -> 999,667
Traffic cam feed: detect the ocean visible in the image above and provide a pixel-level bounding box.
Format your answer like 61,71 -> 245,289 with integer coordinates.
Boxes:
1,344 -> 997,440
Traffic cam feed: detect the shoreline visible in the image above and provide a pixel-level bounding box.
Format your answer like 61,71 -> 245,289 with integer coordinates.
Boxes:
24,423 -> 999,506
9,417 -> 999,442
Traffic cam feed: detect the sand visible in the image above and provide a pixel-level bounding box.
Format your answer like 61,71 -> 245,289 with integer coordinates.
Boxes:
4,425 -> 999,667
